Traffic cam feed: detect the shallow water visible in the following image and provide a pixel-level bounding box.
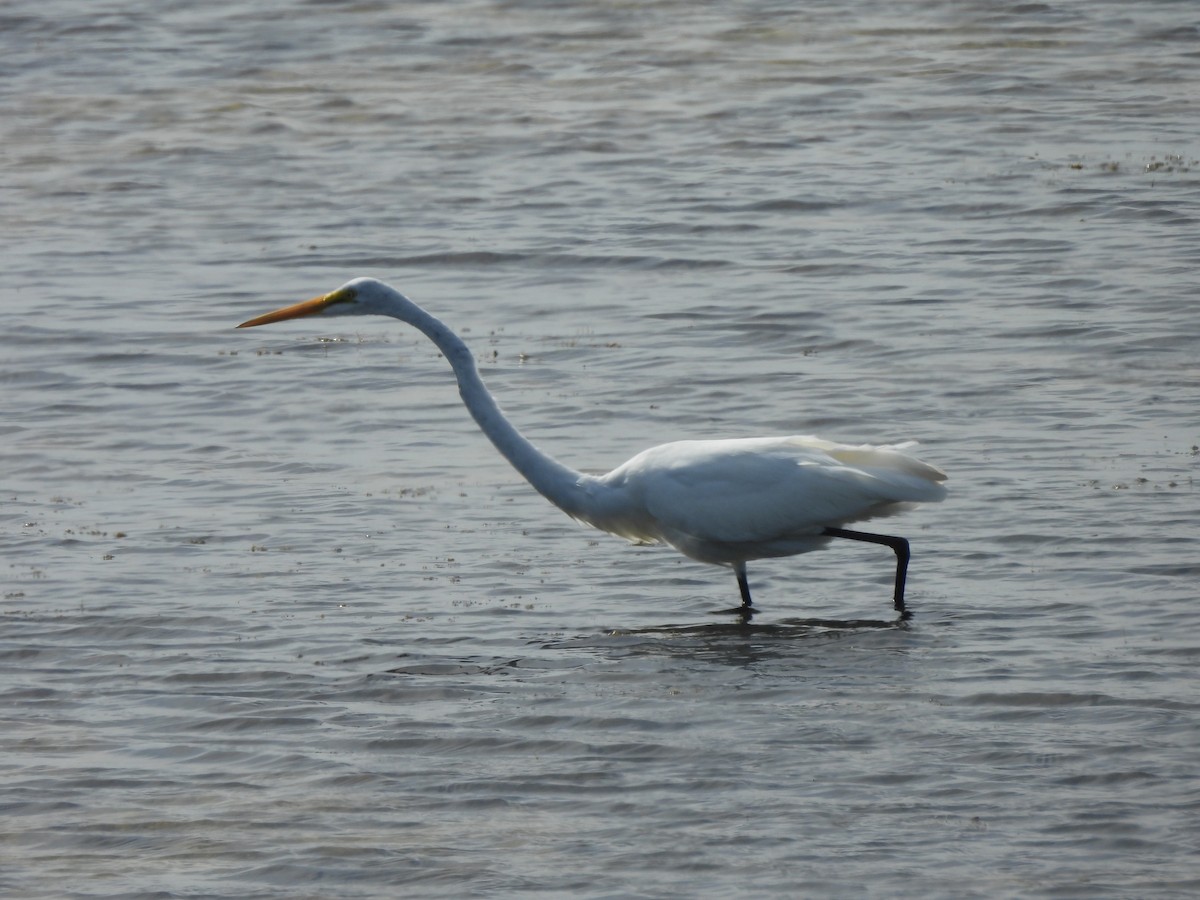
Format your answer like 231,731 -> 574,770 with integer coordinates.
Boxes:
3,1 -> 1199,897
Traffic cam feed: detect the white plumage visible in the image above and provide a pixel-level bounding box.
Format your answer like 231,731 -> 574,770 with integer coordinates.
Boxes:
592,436 -> 946,563
239,278 -> 947,615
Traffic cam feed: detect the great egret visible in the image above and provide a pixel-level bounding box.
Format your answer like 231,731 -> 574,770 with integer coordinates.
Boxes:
238,278 -> 947,616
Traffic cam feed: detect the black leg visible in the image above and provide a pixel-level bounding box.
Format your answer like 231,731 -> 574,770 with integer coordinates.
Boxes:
735,564 -> 753,608
822,527 -> 911,614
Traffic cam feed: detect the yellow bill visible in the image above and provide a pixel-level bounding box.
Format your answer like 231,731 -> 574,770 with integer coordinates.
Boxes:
237,287 -> 356,328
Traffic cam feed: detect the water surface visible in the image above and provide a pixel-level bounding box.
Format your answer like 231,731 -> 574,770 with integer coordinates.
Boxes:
3,1 -> 1199,897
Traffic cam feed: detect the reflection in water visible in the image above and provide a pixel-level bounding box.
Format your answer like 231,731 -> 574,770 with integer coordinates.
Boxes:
616,614 -> 909,638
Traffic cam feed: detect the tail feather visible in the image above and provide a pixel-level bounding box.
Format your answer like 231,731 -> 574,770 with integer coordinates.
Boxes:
825,443 -> 948,502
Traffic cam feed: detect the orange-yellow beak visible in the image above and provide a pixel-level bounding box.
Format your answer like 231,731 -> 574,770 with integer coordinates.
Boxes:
237,290 -> 347,328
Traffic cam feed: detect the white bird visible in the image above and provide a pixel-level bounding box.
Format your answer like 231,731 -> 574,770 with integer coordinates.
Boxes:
239,278 -> 947,616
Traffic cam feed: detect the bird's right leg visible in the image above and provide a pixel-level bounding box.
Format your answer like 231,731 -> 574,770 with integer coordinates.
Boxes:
821,526 -> 911,615
735,563 -> 753,609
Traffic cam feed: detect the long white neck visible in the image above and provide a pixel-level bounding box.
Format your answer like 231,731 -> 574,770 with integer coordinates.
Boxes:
403,304 -> 592,520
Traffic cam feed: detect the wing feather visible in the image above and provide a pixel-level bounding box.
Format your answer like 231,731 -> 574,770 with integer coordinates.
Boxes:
612,436 -> 946,547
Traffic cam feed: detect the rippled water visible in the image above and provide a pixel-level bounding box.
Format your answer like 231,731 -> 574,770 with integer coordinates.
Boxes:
4,1 -> 1199,897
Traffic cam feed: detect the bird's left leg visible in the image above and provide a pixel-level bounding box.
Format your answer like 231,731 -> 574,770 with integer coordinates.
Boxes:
821,527 -> 911,614
734,563 -> 753,609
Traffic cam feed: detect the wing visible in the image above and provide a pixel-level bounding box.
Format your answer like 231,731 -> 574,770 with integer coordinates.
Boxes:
613,436 -> 946,547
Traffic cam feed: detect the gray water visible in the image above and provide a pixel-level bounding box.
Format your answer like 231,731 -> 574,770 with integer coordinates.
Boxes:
3,1 -> 1199,897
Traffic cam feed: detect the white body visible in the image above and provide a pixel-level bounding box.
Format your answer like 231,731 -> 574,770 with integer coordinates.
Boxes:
578,436 -> 946,567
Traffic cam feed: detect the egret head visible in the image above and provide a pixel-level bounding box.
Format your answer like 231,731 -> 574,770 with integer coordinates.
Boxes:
237,277 -> 415,328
